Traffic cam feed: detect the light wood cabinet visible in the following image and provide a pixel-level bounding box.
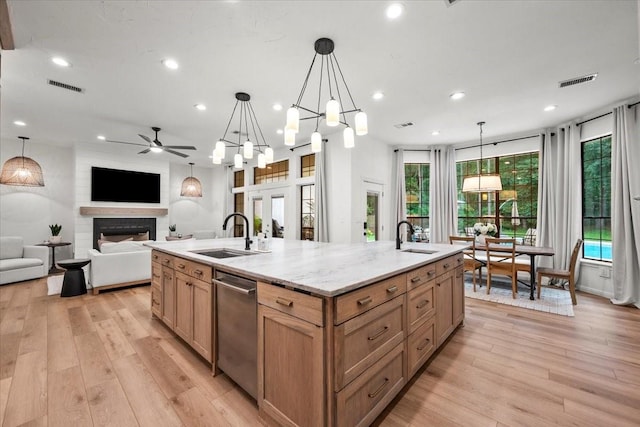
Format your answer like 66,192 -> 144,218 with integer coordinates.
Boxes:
161,265 -> 175,329
174,271 -> 193,342
453,266 -> 465,327
435,270 -> 455,346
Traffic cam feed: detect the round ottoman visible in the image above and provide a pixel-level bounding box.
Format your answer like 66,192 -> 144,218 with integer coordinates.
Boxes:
57,258 -> 90,297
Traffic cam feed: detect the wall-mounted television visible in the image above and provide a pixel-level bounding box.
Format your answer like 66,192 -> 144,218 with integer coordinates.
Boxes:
91,167 -> 161,203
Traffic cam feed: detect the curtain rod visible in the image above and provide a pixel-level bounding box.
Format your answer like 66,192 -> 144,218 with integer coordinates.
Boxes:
289,139 -> 328,151
393,149 -> 431,152
576,101 -> 639,126
455,134 -> 541,151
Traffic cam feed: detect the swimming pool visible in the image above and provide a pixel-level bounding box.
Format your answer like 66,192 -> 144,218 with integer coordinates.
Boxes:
583,240 -> 612,261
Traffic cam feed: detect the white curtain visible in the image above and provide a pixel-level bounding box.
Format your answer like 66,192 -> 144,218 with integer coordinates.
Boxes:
394,149 -> 406,225
536,125 -> 583,277
314,150 -> 329,242
611,105 -> 640,308
429,146 -> 458,243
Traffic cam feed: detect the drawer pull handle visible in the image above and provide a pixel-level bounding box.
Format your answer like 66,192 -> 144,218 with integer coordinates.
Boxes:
164,259 -> 170,264
410,277 -> 421,283
368,378 -> 389,399
416,300 -> 429,309
152,274 -> 160,279
368,326 -> 389,341
427,270 -> 435,276
177,264 -> 186,269
194,269 -> 203,275
417,338 -> 431,351
443,263 -> 450,269
386,286 -> 398,293
357,296 -> 373,306
151,298 -> 159,305
276,297 -> 293,307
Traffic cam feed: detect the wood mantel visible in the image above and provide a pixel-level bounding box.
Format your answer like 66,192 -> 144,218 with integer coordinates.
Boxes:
79,206 -> 168,216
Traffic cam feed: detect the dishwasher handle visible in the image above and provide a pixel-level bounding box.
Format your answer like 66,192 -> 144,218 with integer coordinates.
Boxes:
213,278 -> 256,295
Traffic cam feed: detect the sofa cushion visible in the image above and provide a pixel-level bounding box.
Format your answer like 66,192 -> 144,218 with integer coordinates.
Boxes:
0,237 -> 24,260
98,237 -> 132,250
100,232 -> 149,242
0,257 -> 43,272
99,240 -> 152,254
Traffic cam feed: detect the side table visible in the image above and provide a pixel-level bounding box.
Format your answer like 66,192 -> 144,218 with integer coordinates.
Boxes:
57,258 -> 90,297
36,241 -> 72,274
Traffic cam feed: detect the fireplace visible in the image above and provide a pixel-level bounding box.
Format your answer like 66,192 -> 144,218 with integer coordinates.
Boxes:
92,218 -> 157,250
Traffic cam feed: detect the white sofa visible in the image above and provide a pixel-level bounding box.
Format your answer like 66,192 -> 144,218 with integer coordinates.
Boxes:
0,236 -> 49,285
88,240 -> 152,294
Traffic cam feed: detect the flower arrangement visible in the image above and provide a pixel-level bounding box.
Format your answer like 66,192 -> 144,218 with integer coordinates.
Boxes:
473,222 -> 497,237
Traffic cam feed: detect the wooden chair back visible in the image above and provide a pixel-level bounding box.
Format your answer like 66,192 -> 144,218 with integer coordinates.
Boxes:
485,237 -> 517,275
568,239 -> 583,282
449,235 -> 476,258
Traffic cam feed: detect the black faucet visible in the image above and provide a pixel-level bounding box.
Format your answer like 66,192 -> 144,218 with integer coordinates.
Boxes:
222,212 -> 253,250
396,220 -> 415,250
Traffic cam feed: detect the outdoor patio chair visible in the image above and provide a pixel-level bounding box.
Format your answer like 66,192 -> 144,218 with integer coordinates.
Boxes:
536,239 -> 582,305
449,235 -> 483,291
485,237 -> 518,299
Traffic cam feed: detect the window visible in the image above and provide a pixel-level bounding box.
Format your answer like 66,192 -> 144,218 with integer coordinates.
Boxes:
301,154 -> 315,177
456,152 -> 538,239
233,170 -> 244,188
301,184 -> 315,241
254,159 -> 289,185
405,163 -> 430,233
582,135 -> 611,262
233,193 -> 244,237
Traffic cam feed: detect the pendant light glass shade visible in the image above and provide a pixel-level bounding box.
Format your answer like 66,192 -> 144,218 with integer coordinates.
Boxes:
234,153 -> 243,169
265,147 -> 274,163
243,140 -> 253,159
311,132 -> 322,153
212,155 -> 222,165
355,111 -> 368,136
258,153 -> 266,169
462,121 -> 503,193
325,99 -> 340,126
215,140 -> 226,159
343,126 -> 355,148
180,163 -> 202,197
0,137 -> 45,187
284,128 -> 296,146
286,107 -> 299,133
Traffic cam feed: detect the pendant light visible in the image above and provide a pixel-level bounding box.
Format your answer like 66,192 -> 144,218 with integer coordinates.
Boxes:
180,162 -> 202,197
215,92 -> 274,169
0,137 -> 45,187
462,122 -> 503,193
285,38 -> 368,151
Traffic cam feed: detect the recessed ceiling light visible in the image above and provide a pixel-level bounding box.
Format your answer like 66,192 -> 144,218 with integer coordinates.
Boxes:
544,105 -> 557,112
386,3 -> 404,19
450,92 -> 465,100
431,130 -> 440,136
194,103 -> 207,111
97,135 -> 106,140
162,58 -> 179,70
273,103 -> 283,111
13,120 -> 26,126
52,57 -> 70,67
276,129 -> 284,135
372,92 -> 384,100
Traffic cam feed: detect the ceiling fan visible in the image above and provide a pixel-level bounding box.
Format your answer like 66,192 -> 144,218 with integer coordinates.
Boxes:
106,127 -> 197,158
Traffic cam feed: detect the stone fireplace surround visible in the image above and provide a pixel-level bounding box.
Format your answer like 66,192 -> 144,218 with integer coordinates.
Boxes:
92,217 -> 157,250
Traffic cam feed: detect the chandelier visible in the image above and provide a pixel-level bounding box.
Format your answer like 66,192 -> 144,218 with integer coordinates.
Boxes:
0,136 -> 45,187
285,37 -> 367,152
462,122 -> 503,192
213,92 -> 273,169
180,162 -> 202,197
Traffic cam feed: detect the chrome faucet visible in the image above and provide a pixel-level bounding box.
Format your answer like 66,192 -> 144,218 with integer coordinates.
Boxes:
396,220 -> 415,250
222,212 -> 253,250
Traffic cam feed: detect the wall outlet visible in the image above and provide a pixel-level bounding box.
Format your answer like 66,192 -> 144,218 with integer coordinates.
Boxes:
599,268 -> 611,278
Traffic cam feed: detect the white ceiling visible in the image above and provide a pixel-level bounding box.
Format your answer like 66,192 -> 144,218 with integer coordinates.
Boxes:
2,0 -> 639,167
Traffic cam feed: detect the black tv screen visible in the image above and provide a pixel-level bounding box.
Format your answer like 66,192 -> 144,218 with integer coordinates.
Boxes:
91,167 -> 161,203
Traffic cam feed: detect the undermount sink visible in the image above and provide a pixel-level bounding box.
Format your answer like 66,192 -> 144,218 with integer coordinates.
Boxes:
191,248 -> 259,259
401,248 -> 439,255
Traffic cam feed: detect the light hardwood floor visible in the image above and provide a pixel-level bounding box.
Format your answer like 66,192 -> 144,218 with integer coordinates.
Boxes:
1,278 -> 639,426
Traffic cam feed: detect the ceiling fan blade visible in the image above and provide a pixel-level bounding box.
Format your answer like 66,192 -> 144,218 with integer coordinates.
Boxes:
138,134 -> 152,143
161,145 -> 197,150
165,148 -> 189,158
105,139 -> 148,147
138,148 -> 151,154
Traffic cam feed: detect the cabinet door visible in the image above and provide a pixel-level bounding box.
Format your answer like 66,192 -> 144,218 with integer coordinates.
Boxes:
161,266 -> 175,329
258,304 -> 324,427
453,266 -> 465,327
435,271 -> 454,346
151,283 -> 162,318
191,278 -> 212,362
174,271 -> 193,342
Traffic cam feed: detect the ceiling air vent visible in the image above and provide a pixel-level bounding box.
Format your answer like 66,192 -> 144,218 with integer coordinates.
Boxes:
558,73 -> 598,88
47,79 -> 84,93
444,0 -> 461,6
394,122 -> 414,129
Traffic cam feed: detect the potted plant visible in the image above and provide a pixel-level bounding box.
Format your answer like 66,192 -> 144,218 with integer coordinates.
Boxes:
49,224 -> 62,243
169,224 -> 177,237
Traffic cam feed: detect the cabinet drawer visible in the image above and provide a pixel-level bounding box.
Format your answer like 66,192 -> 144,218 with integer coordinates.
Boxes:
258,282 -> 324,327
174,258 -> 212,282
151,250 -> 161,264
151,262 -> 162,286
335,343 -> 405,427
407,316 -> 435,378
335,274 -> 406,325
158,253 -> 174,269
407,280 -> 435,334
151,283 -> 162,317
334,296 -> 404,391
435,253 -> 463,277
406,264 -> 437,290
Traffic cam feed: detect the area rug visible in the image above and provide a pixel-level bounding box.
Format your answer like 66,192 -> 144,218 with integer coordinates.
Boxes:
47,275 -> 63,296
464,280 -> 575,317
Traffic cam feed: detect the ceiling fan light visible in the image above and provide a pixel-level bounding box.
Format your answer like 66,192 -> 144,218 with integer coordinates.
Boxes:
215,140 -> 226,159
150,146 -> 163,153
326,99 -> 340,126
234,153 -> 243,169
284,128 -> 296,146
311,132 -> 322,153
343,126 -> 355,148
265,147 -> 274,163
243,140 -> 253,159
355,111 -> 368,135
258,153 -> 266,169
286,107 -> 299,133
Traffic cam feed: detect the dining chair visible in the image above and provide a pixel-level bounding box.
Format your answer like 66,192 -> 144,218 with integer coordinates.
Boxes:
449,235 -> 483,291
485,237 -> 518,298
536,239 -> 582,305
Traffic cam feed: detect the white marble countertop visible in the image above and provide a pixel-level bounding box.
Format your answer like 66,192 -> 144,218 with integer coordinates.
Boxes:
146,238 -> 463,297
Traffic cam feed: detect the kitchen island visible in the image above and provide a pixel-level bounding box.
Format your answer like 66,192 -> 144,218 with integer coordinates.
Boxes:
147,238 -> 465,427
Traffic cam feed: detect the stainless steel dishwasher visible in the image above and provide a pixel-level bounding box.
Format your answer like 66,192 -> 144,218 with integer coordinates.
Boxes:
213,270 -> 257,399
